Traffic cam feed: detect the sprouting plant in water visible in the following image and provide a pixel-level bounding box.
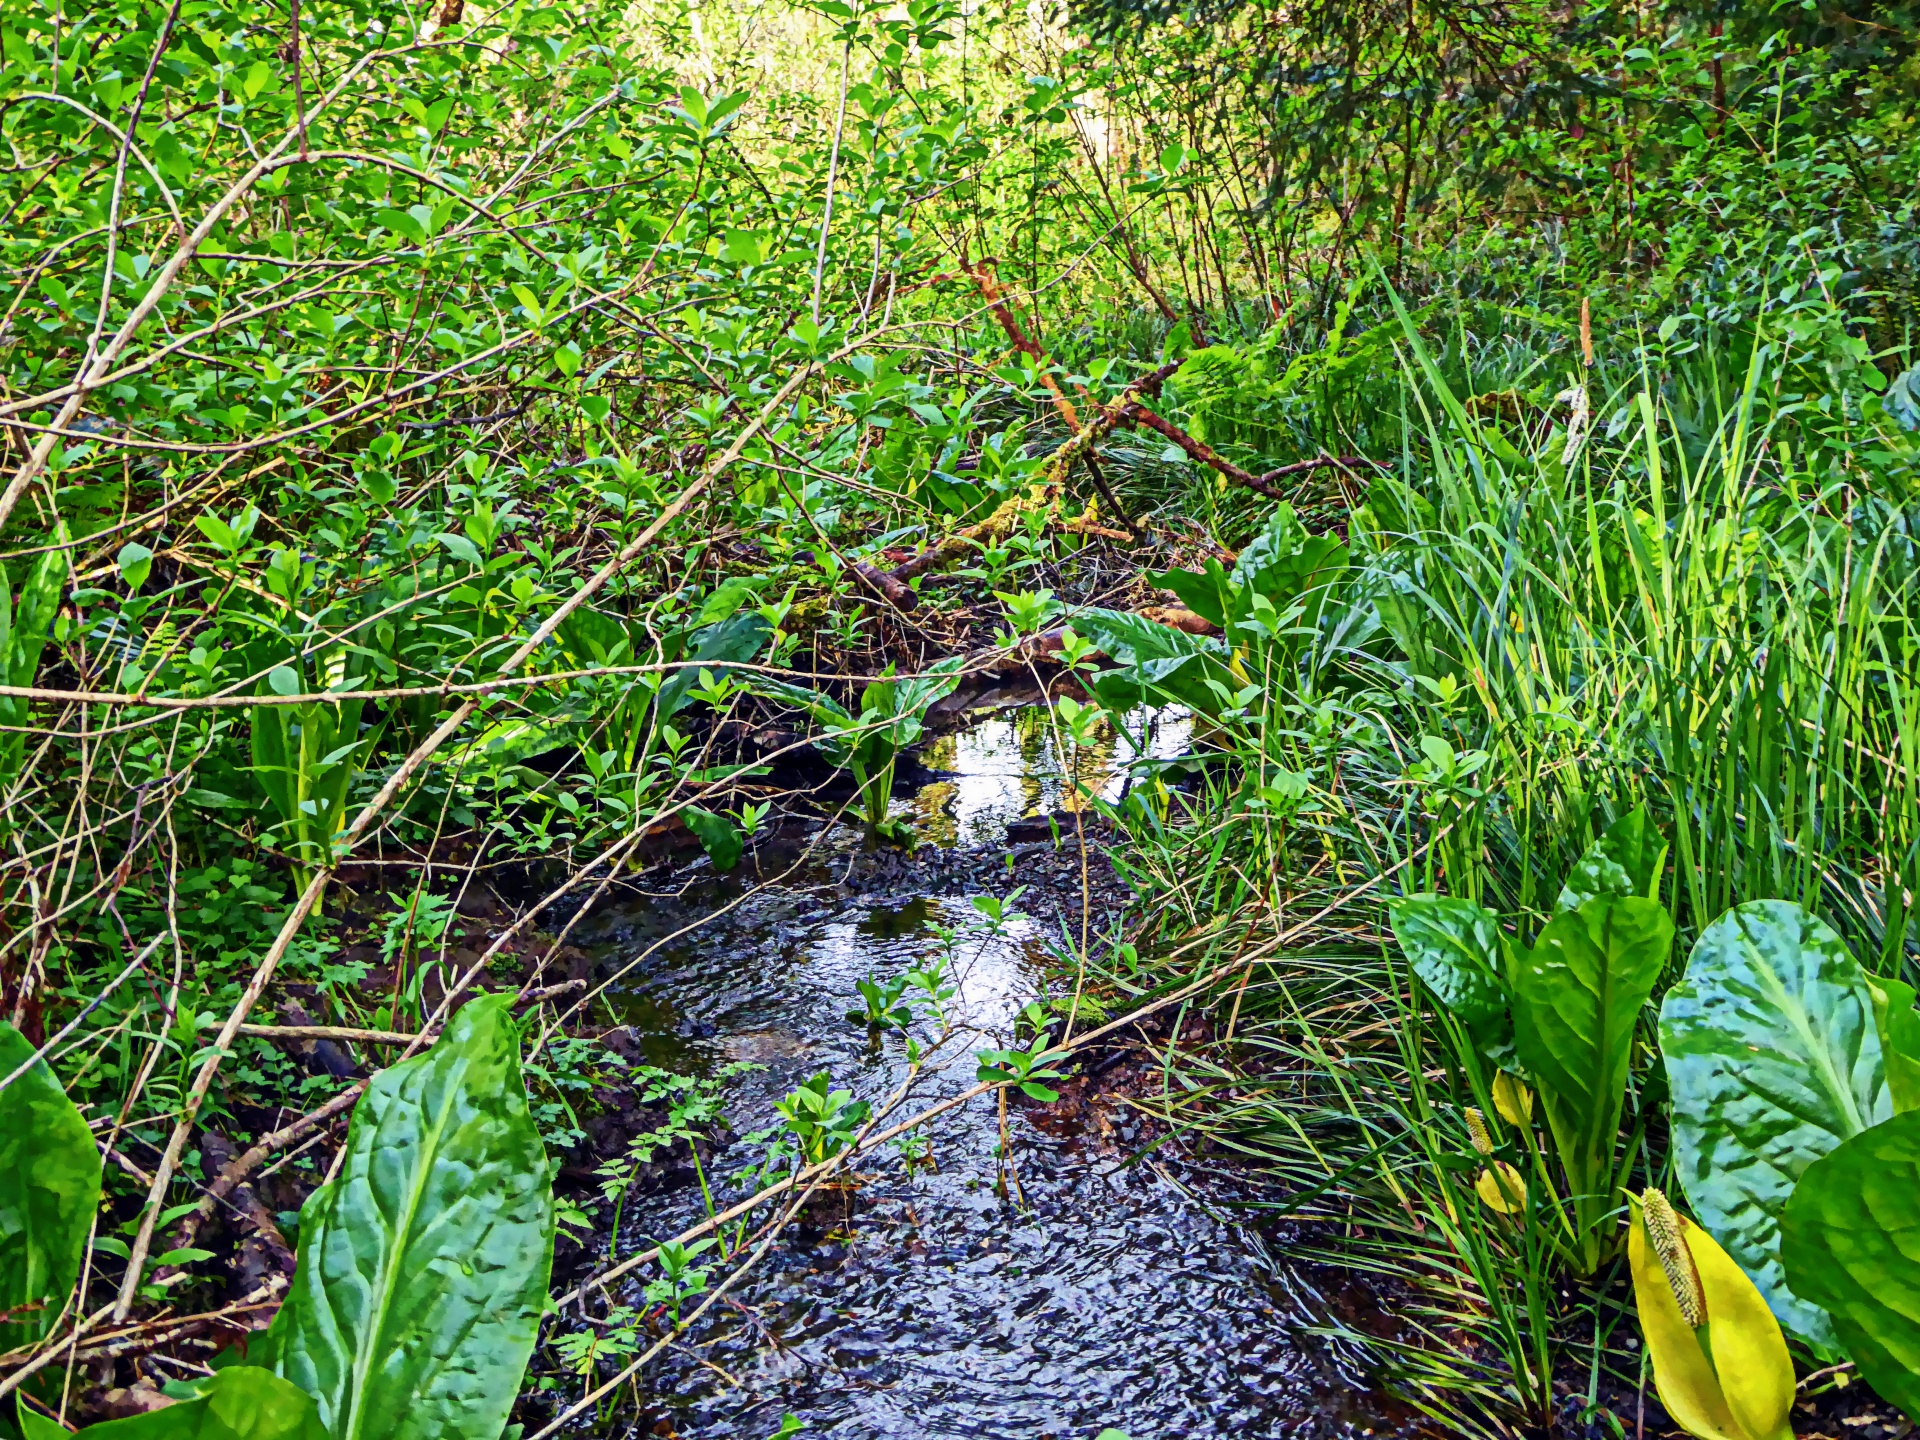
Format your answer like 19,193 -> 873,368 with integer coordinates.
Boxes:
983,1036 -> 1075,1105
891,1128 -> 935,1178
902,953 -> 957,1032
752,657 -> 962,840
976,1020 -> 1070,1102
911,889 -> 1028,1034
1052,693 -> 1107,754
595,1065 -> 740,1261
643,1238 -> 717,1328
724,1121 -> 797,1251
848,973 -> 914,1031
968,887 -> 1027,936
552,1305 -> 643,1379
773,1071 -> 871,1168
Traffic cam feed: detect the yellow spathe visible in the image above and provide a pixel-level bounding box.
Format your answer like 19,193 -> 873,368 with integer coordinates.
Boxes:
1628,1192 -> 1795,1440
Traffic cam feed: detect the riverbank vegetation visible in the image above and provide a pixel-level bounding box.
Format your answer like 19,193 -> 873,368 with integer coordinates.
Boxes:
1,0 -> 1917,1431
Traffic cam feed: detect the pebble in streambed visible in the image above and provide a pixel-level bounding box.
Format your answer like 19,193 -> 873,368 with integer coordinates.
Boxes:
563,707 -> 1410,1439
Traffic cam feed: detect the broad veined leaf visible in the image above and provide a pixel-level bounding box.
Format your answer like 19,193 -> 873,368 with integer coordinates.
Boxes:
0,547 -> 71,781
747,676 -> 856,760
856,655 -> 964,734
1227,504 -> 1348,624
1556,805 -> 1666,912
0,1019 -> 102,1352
434,532 -> 483,567
655,613 -> 772,722
554,605 -> 628,667
1659,901 -> 1889,1346
1147,558 -> 1234,629
442,717 -> 564,769
1388,894 -> 1509,1031
1511,896 -> 1672,1200
694,575 -> 764,627
685,807 -> 743,871
1072,608 -> 1231,713
721,229 -> 768,266
1869,975 -> 1920,1115
1070,608 -> 1222,668
18,1366 -> 329,1439
754,657 -> 960,772
264,994 -> 554,1440
1782,1110 -> 1920,1417
4,548 -> 69,688
1357,476 -> 1437,540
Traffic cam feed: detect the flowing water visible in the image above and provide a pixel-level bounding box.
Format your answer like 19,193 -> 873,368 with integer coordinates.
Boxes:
566,707 -> 1410,1439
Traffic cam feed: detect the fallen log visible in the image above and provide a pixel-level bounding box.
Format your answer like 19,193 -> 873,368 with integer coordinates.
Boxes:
855,358 -> 1183,610
1137,606 -> 1220,635
966,259 -> 1141,538
1122,403 -> 1384,499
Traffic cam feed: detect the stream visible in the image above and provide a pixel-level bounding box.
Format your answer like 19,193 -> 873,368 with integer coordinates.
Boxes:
567,706 -> 1410,1439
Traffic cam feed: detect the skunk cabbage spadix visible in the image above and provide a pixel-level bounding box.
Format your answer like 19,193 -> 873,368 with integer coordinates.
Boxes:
1463,1106 -> 1527,1213
1629,1189 -> 1795,1440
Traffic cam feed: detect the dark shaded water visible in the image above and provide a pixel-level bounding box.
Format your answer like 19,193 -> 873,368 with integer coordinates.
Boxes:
568,709 -> 1408,1440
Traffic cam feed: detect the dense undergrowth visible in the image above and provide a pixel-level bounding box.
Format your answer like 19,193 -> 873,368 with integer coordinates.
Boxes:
2,0 -> 1918,1432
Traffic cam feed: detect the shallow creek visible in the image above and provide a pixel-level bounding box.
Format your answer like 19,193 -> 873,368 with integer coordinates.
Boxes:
568,707 -> 1408,1439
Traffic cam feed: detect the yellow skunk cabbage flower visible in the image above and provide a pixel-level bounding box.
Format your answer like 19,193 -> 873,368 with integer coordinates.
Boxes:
1464,1107 -> 1495,1155
1492,1071 -> 1534,1127
1463,1108 -> 1526,1213
1475,1161 -> 1527,1213
1628,1188 -> 1795,1440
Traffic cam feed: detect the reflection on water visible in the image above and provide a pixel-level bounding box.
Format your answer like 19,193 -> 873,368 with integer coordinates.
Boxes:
912,706 -> 1193,848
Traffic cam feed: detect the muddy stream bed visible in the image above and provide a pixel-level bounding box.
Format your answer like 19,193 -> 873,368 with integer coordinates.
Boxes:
555,706 -> 1411,1439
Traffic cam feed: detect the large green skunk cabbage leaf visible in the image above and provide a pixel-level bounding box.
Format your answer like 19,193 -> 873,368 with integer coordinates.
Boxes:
1388,894 -> 1509,1035
1660,901 -> 1888,1347
263,994 -> 554,1440
1555,805 -> 1666,913
0,1019 -> 101,1352
16,1367 -> 328,1439
1783,1110 -> 1920,1415
1511,896 -> 1671,1215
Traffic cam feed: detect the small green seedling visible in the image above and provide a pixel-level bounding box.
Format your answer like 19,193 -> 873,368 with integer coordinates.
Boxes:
903,953 -> 957,1031
976,1026 -> 1070,1102
848,973 -> 914,1030
643,1237 -> 715,1326
774,1071 -> 871,1166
